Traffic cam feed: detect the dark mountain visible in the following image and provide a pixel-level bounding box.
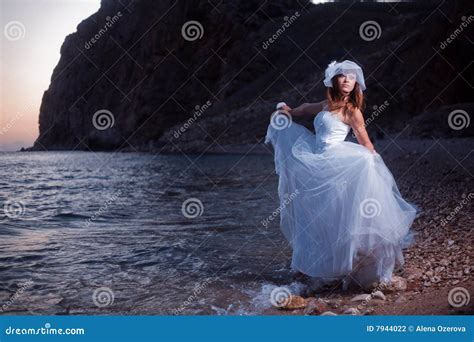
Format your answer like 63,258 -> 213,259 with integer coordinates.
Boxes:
30,0 -> 473,153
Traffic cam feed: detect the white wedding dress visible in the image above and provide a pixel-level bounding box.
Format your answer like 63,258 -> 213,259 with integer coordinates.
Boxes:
265,104 -> 421,289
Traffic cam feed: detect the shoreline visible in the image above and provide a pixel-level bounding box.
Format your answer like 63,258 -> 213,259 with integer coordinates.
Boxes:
13,137 -> 474,156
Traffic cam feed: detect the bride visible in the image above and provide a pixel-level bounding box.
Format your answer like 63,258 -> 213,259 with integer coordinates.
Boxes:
265,60 -> 421,290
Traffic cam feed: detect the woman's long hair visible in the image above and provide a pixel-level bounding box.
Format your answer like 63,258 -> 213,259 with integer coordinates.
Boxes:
325,76 -> 365,121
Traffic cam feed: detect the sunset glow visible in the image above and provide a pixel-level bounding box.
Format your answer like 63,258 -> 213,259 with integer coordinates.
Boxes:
0,0 -> 101,151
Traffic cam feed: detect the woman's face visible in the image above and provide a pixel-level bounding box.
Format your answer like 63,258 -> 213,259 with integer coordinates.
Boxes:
336,72 -> 356,94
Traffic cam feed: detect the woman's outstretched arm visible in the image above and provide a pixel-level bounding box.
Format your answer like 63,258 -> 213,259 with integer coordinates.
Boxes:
350,108 -> 376,154
281,100 -> 325,117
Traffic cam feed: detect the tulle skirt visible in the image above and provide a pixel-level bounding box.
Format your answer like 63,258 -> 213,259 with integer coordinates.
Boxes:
265,121 -> 421,288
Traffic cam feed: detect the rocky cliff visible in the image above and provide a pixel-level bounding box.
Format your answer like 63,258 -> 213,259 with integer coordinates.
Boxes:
30,0 -> 473,152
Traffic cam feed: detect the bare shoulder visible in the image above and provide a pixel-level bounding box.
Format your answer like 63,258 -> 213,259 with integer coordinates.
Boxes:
348,107 -> 365,127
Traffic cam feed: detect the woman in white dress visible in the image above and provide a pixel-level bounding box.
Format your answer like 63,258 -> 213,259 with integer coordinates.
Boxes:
265,60 -> 421,290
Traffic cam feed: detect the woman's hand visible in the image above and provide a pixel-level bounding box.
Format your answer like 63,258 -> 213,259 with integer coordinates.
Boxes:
276,102 -> 292,113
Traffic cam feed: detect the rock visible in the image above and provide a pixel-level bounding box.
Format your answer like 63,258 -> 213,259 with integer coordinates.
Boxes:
406,267 -> 423,281
303,298 -> 328,315
362,307 -> 375,315
440,259 -> 450,266
394,295 -> 407,304
279,295 -> 307,310
327,299 -> 342,309
372,290 -> 386,301
350,294 -> 371,302
343,308 -> 361,315
320,311 -> 338,316
382,276 -> 407,293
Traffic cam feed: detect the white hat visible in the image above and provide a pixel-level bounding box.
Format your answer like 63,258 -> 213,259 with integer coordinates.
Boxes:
323,60 -> 366,92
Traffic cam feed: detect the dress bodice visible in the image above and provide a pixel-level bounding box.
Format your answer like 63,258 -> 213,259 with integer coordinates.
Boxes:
313,106 -> 351,149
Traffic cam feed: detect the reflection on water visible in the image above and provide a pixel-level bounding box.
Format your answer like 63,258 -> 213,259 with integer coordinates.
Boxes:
0,151 -> 300,315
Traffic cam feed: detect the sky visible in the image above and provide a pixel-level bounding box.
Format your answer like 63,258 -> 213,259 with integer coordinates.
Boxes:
0,0 -> 101,151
